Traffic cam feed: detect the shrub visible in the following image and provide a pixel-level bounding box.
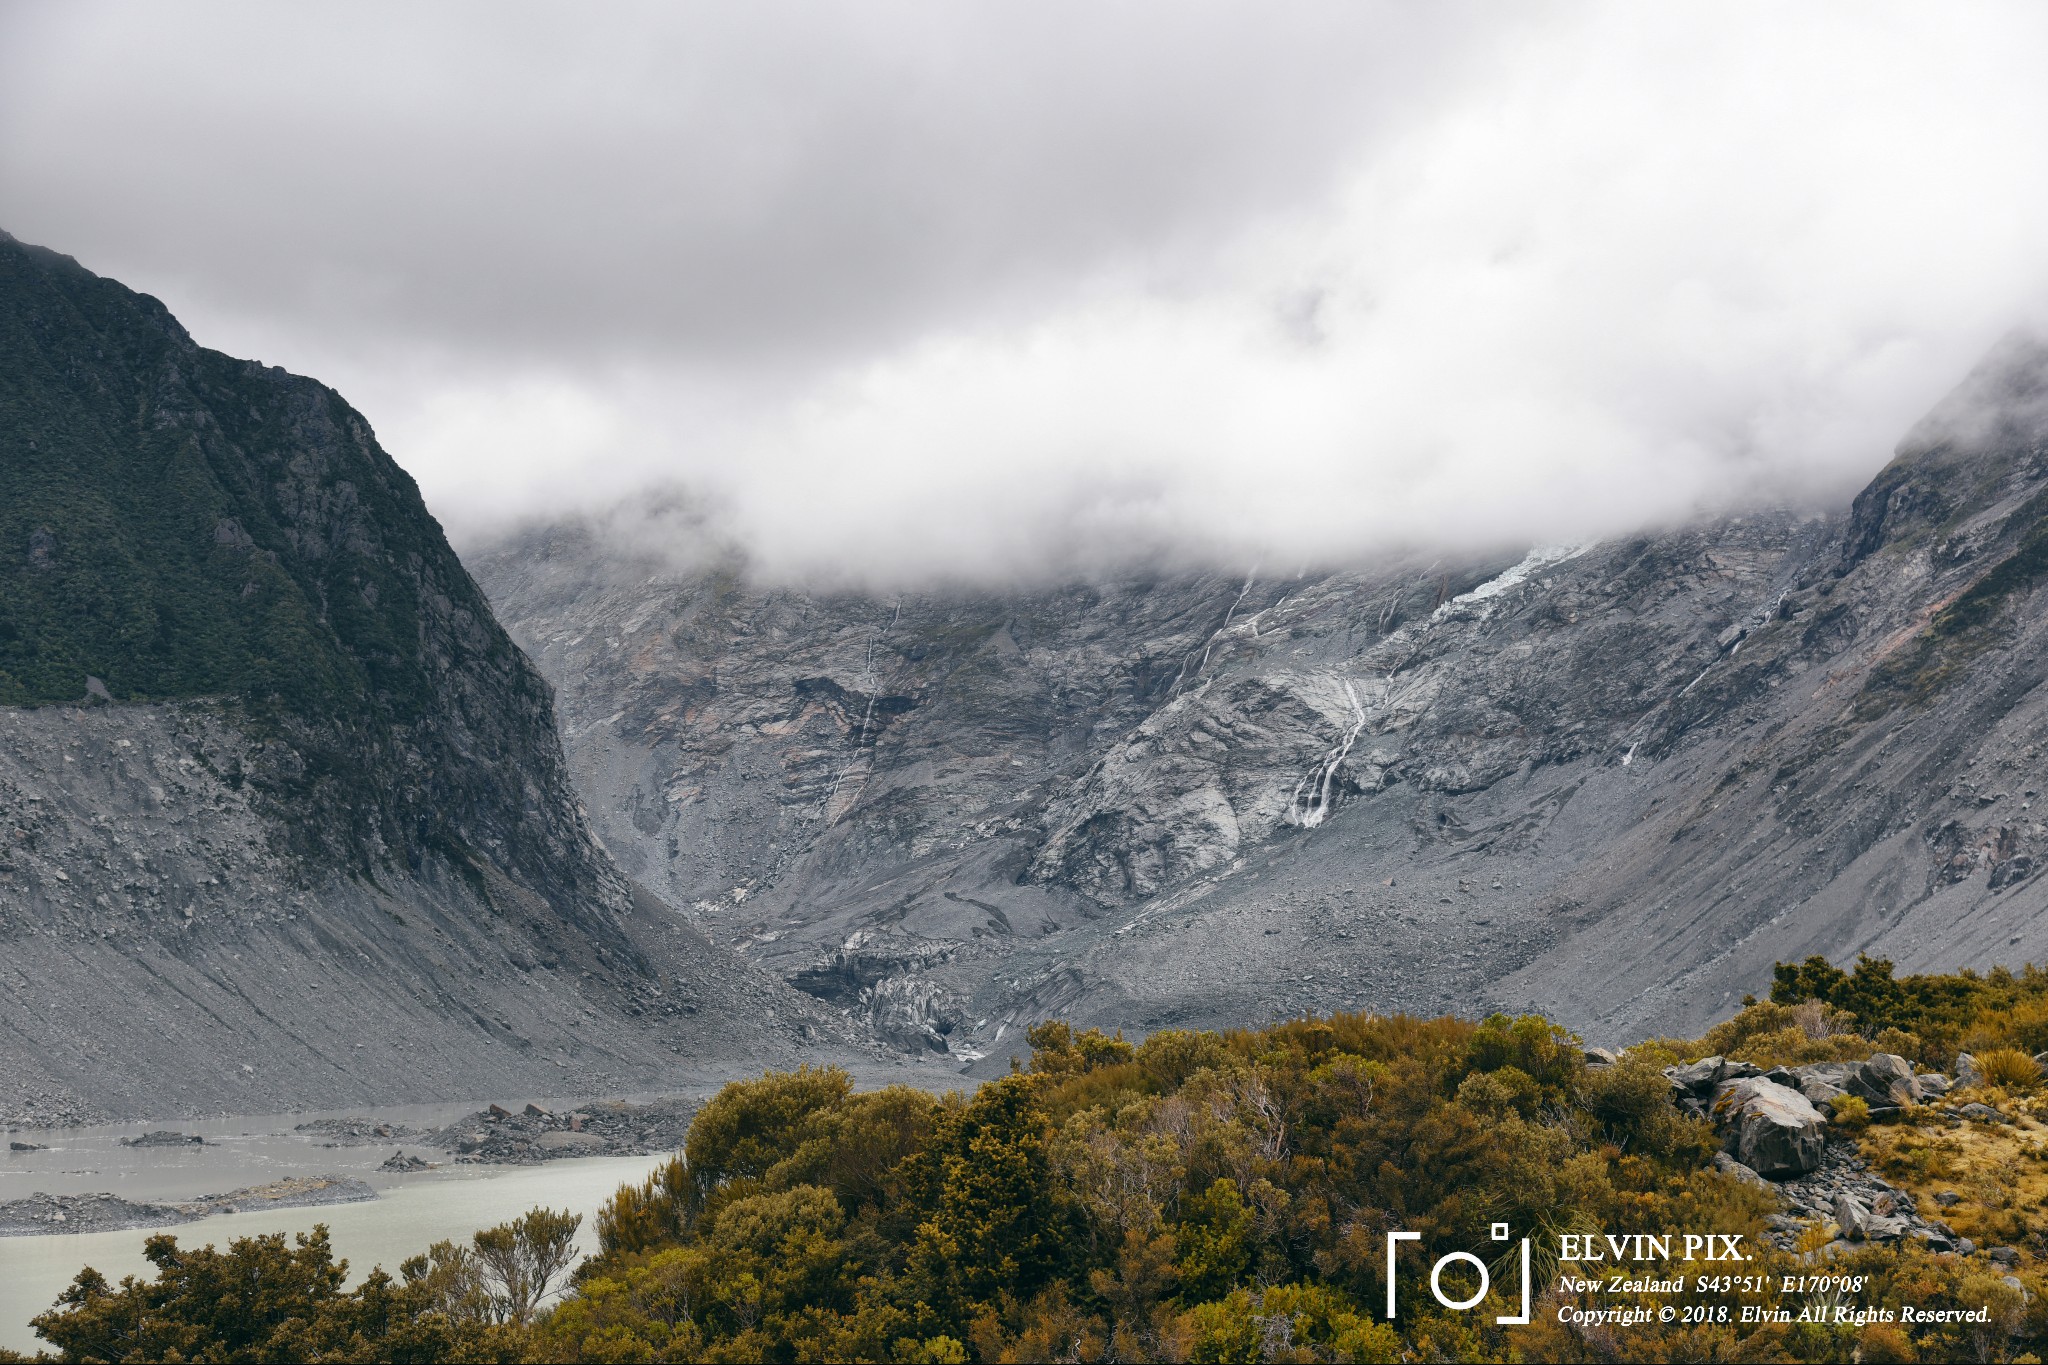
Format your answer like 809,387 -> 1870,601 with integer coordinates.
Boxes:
1976,1048 -> 2041,1091
1829,1095 -> 1871,1131
1136,1028 -> 1227,1088
1871,1027 -> 1930,1066
1467,1013 -> 1582,1094
1029,1021 -> 1135,1076
1456,1065 -> 1539,1119
1695,1001 -> 1871,1067
2003,995 -> 2048,1054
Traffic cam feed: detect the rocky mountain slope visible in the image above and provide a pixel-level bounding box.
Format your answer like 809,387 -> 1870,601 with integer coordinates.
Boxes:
0,233 -> 881,1125
473,334 -> 2048,1065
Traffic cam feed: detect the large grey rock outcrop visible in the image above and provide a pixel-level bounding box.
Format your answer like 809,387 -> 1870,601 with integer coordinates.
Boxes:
1847,1054 -> 1919,1108
1712,1077 -> 1827,1178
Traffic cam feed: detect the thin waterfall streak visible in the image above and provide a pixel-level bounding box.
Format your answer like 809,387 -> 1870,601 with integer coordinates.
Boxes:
818,604 -> 896,822
1171,567 -> 1259,697
1291,679 -> 1370,830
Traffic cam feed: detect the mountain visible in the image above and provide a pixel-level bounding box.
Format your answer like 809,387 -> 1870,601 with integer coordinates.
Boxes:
471,333 -> 2048,1064
0,233 -> 876,1125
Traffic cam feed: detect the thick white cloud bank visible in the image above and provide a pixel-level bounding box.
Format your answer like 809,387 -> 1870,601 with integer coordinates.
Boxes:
5,2 -> 2047,584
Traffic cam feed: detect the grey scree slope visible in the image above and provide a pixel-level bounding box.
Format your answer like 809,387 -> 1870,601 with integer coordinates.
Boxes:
473,336 -> 2048,1068
0,234 -> 896,1127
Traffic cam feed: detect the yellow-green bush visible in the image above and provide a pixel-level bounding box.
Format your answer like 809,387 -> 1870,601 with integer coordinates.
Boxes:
1976,1047 -> 2042,1090
1830,1093 -> 1871,1131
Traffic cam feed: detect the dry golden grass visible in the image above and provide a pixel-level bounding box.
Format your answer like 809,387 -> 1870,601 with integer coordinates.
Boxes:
1860,1108 -> 2048,1259
1976,1047 -> 2043,1090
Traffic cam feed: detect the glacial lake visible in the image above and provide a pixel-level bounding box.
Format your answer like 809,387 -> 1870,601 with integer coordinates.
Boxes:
0,1104 -> 668,1356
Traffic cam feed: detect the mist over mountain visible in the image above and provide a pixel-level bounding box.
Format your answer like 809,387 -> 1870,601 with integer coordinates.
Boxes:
471,333 -> 2048,1063
7,4 -> 2048,583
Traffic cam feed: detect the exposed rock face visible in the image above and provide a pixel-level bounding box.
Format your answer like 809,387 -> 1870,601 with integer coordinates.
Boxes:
1710,1077 -> 1827,1178
1847,1054 -> 1920,1108
474,334 -> 2048,1060
0,233 -> 881,1121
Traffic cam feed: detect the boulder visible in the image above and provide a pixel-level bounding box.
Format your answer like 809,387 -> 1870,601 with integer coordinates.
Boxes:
1667,1056 -> 1724,1094
1788,1061 -> 1854,1107
120,1131 -> 203,1147
1914,1073 -> 1952,1100
1834,1191 -> 1916,1242
1848,1054 -> 1918,1107
523,1103 -> 551,1118
7,1141 -> 45,1152
1959,1102 -> 2009,1124
1833,1192 -> 1870,1240
1955,1053 -> 1984,1088
1584,1047 -> 1617,1067
1712,1078 -> 1827,1178
1799,1077 -> 1849,1107
1988,1246 -> 2021,1267
1713,1152 -> 1771,1189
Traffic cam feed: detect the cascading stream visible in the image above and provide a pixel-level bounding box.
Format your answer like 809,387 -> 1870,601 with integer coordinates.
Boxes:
1288,679 -> 1370,829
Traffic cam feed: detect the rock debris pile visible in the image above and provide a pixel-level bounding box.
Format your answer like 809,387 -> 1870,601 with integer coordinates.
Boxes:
424,1097 -> 696,1165
1656,1050 -> 1988,1258
0,1175 -> 374,1238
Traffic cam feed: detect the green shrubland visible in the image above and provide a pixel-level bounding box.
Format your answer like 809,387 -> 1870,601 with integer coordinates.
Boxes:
19,985 -> 2048,1363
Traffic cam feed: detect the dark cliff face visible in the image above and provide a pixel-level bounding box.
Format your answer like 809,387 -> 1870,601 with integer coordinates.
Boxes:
476,334 -> 2048,1059
0,235 -> 880,1122
0,231 -> 615,916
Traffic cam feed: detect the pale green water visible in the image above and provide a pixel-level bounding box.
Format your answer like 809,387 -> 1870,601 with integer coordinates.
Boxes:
0,1154 -> 664,1355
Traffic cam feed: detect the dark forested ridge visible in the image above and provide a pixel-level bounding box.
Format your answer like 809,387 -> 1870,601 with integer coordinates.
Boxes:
21,963 -> 2048,1363
0,232 -> 464,714
0,227 -> 611,891
0,235 -> 871,1123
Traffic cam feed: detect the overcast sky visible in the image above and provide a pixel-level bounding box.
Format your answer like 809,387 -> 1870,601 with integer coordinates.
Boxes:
5,2 -> 2047,584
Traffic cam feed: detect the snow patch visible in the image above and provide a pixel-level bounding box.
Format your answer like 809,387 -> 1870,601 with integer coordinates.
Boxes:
1432,542 -> 1595,622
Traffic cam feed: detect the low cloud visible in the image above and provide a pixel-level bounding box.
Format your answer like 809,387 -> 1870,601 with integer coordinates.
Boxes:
6,3 -> 2047,585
